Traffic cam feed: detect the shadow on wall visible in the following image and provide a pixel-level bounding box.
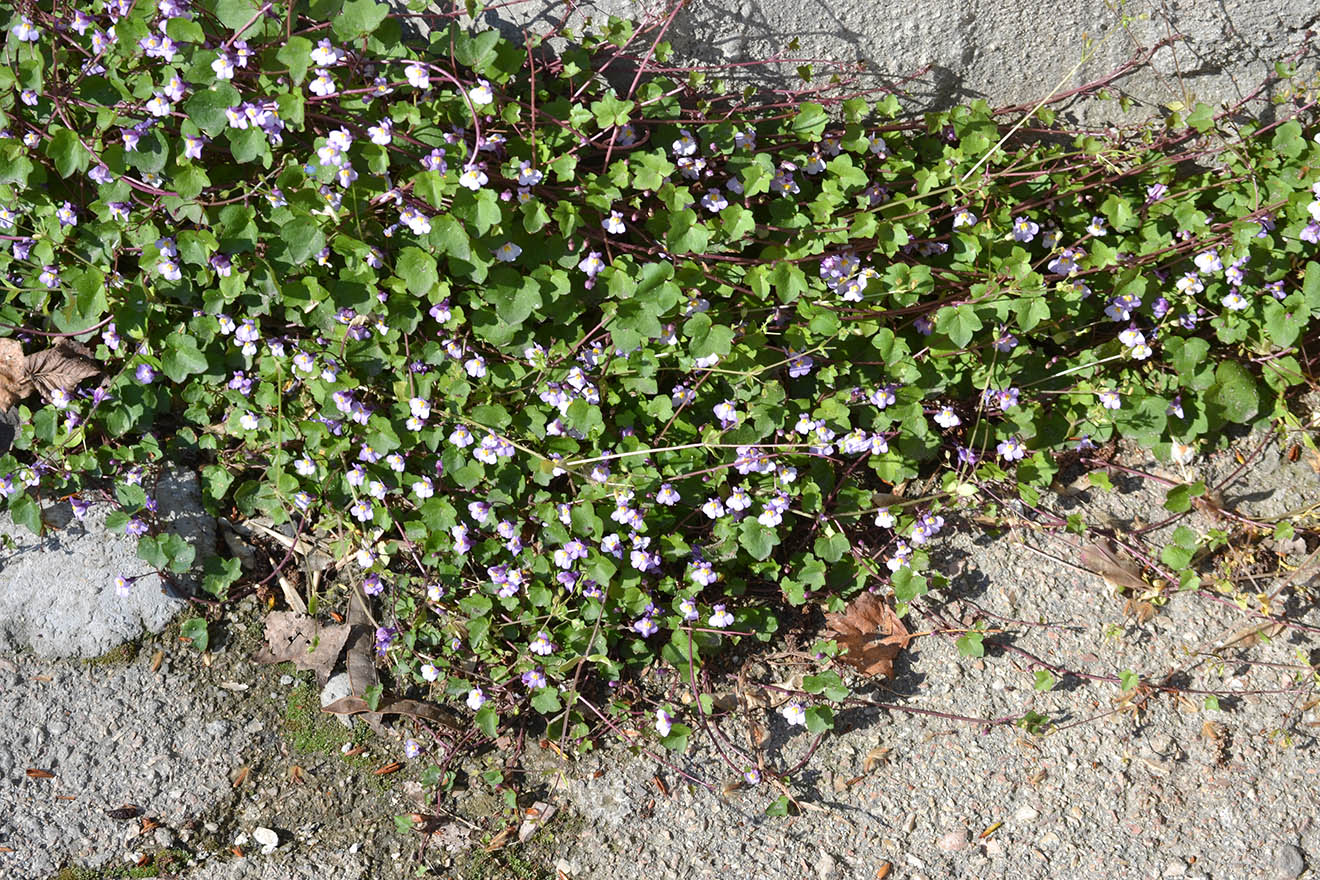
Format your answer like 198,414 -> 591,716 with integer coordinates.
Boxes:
396,0 -> 1320,124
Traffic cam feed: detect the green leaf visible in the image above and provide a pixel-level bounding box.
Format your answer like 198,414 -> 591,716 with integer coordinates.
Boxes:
277,36 -> 314,86
8,493 -> 41,535
46,128 -> 90,178
1163,481 -> 1204,513
212,0 -> 264,28
790,102 -> 828,140
227,127 -> 266,164
936,304 -> 982,348
474,704 -> 499,738
396,247 -> 439,296
185,85 -> 241,136
283,217 -> 325,266
180,617 -> 210,652
1208,361 -> 1260,423
530,688 -> 562,714
1303,262 -> 1320,313
162,335 -> 210,382
333,0 -> 388,39
738,520 -> 778,561
1032,669 -> 1055,691
1185,102 -> 1215,133
433,215 -> 472,262
1100,193 -> 1137,231
201,556 -> 241,599
684,313 -> 734,358
1118,669 -> 1140,693
165,16 -> 205,43
955,629 -> 985,658
590,94 -> 634,128
660,723 -> 691,753
803,705 -> 834,733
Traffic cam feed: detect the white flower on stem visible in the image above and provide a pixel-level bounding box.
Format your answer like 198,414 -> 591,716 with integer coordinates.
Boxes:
468,79 -> 494,104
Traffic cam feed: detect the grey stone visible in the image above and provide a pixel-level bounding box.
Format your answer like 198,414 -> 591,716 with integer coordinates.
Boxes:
409,0 -> 1320,126
1275,844 -> 1306,879
0,467 -> 215,658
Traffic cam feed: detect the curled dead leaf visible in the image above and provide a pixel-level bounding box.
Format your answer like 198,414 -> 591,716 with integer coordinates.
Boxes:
823,592 -> 910,679
24,339 -> 101,401
1079,540 -> 1146,593
25,768 -> 55,779
862,746 -> 891,773
0,339 -> 26,410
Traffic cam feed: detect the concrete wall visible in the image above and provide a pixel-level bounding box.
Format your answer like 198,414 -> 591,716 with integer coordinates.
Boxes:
448,0 -> 1320,124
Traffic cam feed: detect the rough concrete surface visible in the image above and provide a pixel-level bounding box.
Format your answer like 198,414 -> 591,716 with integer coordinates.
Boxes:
2,430 -> 1314,880
0,467 -> 215,659
435,0 -> 1320,124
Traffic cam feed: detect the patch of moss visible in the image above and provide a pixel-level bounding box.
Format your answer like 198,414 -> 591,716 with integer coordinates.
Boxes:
50,849 -> 191,880
282,681 -> 357,754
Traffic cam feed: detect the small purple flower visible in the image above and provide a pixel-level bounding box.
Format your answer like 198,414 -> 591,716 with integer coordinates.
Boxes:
521,668 -> 547,689
374,625 -> 398,657
70,496 -> 91,519
124,517 -> 148,537
135,363 -> 155,384
363,573 -> 384,595
997,437 -> 1027,461
403,738 -> 420,759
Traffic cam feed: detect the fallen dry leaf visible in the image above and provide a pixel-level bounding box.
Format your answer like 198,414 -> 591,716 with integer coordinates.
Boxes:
0,339 -> 25,410
374,761 -> 404,776
1080,540 -> 1147,593
104,805 -> 141,821
322,695 -> 464,732
876,863 -> 892,880
231,766 -> 250,789
484,824 -> 516,852
24,339 -> 100,401
824,592 -> 910,679
518,801 -> 556,843
251,611 -> 351,687
862,745 -> 891,773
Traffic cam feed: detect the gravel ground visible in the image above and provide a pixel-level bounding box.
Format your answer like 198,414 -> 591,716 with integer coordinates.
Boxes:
2,426 -> 1318,880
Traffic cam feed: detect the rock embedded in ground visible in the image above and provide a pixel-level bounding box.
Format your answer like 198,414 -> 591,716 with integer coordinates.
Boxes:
1275,844 -> 1306,879
0,467 -> 214,658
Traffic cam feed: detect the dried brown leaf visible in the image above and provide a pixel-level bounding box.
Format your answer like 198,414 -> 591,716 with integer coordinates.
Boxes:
1080,540 -> 1146,593
862,746 -> 891,773
345,594 -> 381,729
823,592 -> 910,679
0,339 -> 27,410
26,768 -> 55,779
24,339 -> 100,401
251,611 -> 350,687
104,805 -> 142,821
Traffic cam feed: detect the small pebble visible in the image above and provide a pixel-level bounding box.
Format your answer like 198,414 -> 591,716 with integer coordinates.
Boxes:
937,829 -> 969,852
253,827 -> 279,855
1275,844 -> 1306,879
815,851 -> 837,878
1013,805 -> 1039,823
